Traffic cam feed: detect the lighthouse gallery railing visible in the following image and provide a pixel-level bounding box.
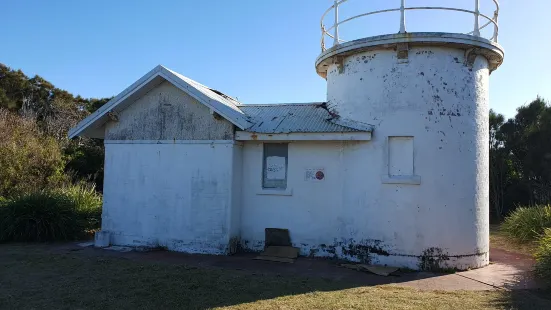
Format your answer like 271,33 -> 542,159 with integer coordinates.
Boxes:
321,0 -> 499,52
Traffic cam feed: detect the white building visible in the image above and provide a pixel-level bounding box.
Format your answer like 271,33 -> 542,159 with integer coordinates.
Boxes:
70,1 -> 504,270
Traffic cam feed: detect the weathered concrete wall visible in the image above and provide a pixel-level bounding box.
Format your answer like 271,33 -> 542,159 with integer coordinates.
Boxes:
229,143 -> 243,252
105,81 -> 234,140
101,141 -> 241,254
240,141 -> 345,251
240,46 -> 491,270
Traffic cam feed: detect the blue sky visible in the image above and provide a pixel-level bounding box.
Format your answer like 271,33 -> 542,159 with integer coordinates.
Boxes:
1,0 -> 549,118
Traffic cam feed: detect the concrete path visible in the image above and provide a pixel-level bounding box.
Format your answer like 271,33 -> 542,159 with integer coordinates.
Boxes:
399,248 -> 539,291
70,243 -> 541,292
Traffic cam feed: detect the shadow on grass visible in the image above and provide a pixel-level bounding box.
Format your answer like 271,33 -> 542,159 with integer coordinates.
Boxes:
494,289 -> 551,310
0,244 -> 550,309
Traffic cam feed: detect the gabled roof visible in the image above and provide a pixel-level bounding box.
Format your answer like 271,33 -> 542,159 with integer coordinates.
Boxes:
69,65 -> 372,139
239,103 -> 373,133
68,65 -> 253,139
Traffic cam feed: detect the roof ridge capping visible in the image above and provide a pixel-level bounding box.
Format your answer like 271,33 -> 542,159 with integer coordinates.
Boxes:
163,66 -> 240,103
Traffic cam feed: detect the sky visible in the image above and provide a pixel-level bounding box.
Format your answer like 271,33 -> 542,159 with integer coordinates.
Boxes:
1,0 -> 549,118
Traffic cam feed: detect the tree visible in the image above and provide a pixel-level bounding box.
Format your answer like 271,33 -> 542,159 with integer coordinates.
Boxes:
490,97 -> 551,219
489,109 -> 508,220
0,109 -> 65,197
0,63 -> 111,192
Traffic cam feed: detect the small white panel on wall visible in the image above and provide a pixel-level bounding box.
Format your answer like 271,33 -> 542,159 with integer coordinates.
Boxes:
388,136 -> 414,176
266,156 -> 286,180
305,168 -> 325,182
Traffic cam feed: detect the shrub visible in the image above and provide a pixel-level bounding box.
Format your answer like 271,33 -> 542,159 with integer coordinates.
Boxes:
54,183 -> 102,229
63,138 -> 105,192
0,109 -> 66,197
534,228 -> 551,287
501,205 -> 551,242
0,184 -> 102,242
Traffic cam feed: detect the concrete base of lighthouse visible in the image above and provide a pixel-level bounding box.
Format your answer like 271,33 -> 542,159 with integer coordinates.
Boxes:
312,33 -> 503,271
364,250 -> 489,271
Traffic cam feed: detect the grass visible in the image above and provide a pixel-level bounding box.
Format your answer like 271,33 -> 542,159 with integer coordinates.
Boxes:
496,205 -> 551,290
0,244 -> 550,310
490,224 -> 537,256
501,205 -> 551,242
0,184 -> 101,242
535,228 -> 551,288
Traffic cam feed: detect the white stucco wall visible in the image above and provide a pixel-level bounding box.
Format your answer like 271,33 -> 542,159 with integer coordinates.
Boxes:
93,43 -> 491,270
240,46 -> 491,270
105,81 -> 234,140
97,79 -> 243,254
102,141 -> 241,254
240,142 -> 345,251
229,143 -> 243,252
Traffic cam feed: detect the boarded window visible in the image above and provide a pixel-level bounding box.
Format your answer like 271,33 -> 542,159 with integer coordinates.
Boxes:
263,143 -> 288,189
388,136 -> 414,176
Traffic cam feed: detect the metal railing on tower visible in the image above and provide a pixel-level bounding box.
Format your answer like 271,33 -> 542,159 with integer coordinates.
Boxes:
321,0 -> 499,52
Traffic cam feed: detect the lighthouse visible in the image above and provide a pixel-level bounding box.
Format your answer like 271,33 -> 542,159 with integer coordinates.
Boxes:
71,0 -> 504,271
315,0 -> 503,269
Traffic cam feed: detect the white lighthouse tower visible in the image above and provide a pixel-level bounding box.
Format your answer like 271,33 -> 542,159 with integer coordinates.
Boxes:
316,1 -> 503,269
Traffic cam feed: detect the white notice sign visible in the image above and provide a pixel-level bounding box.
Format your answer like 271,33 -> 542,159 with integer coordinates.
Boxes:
305,168 -> 325,181
266,156 -> 286,180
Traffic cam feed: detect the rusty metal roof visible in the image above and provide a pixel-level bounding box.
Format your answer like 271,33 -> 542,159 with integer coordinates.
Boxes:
238,103 -> 372,133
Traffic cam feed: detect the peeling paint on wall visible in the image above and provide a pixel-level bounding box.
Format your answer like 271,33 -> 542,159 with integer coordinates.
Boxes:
105,81 -> 234,140
239,45 -> 492,270
99,40 -> 493,270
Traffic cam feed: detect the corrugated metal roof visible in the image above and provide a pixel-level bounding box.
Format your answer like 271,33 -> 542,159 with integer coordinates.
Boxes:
69,65 -> 371,138
164,68 -> 254,128
238,103 -> 372,133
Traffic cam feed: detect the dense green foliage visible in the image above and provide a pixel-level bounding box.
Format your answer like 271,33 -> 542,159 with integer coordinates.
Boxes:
0,184 -> 102,242
0,109 -> 66,196
501,205 -> 551,242
535,228 -> 551,288
0,63 -> 110,195
0,63 -> 108,241
491,99 -> 551,286
501,205 -> 551,287
490,97 -> 551,220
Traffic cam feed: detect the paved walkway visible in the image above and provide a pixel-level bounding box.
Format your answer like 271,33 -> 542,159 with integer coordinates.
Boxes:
71,243 -> 541,291
399,248 -> 539,291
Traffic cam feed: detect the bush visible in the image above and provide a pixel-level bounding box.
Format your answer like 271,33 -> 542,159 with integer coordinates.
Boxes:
0,109 -> 66,197
55,183 -> 102,229
535,228 -> 551,287
501,205 -> 551,242
0,184 -> 102,242
63,138 -> 105,192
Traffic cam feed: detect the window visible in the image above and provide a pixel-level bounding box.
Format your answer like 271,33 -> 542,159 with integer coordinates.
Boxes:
263,143 -> 288,189
388,136 -> 414,176
382,136 -> 421,185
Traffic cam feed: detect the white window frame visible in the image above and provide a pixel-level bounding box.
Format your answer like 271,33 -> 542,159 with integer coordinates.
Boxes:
381,136 -> 421,185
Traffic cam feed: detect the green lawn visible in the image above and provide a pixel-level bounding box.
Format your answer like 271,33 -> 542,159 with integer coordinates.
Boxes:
0,244 -> 549,310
